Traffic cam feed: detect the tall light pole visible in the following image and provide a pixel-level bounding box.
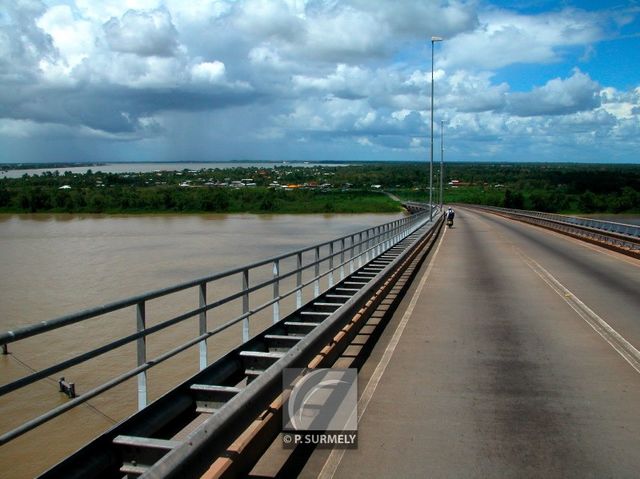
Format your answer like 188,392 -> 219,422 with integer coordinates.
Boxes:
430,36 -> 443,221
440,119 -> 444,208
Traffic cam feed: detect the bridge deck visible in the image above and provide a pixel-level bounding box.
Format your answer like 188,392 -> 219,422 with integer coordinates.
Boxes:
308,207 -> 640,478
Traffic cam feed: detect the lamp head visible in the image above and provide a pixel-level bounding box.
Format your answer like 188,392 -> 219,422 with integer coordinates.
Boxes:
431,36 -> 443,42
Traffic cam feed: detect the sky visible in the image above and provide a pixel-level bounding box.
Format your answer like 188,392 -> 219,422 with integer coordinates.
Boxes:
1,0 -> 639,164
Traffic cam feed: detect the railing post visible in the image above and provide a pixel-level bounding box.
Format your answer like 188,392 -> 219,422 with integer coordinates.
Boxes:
242,269 -> 249,343
340,238 -> 346,280
328,242 -> 335,288
371,227 -> 377,257
350,235 -> 355,274
365,230 -> 370,262
314,246 -> 320,298
136,301 -> 147,411
296,252 -> 303,309
390,221 -> 395,245
390,221 -> 396,245
357,232 -> 363,268
273,259 -> 280,324
198,282 -> 207,371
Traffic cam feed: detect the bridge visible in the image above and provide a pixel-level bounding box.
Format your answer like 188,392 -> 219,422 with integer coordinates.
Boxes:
1,204 -> 639,478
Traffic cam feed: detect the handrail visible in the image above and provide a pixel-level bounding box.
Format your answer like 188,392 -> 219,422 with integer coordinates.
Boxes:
0,206 -> 437,446
468,204 -> 639,255
474,205 -> 640,239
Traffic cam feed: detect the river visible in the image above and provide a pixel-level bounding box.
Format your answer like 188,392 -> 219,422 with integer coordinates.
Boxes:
0,212 -> 401,478
0,161 -> 347,179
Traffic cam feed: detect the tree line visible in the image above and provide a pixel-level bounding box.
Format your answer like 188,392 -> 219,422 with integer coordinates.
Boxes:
0,186 -> 401,214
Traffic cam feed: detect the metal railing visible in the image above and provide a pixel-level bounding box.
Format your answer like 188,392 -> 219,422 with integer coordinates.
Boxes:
0,208 -> 435,445
471,205 -> 639,253
480,206 -> 640,239
145,214 -> 443,479
403,201 -> 432,211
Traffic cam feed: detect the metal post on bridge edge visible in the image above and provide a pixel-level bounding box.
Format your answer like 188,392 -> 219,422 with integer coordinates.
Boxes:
198,282 -> 207,371
429,35 -> 443,222
136,301 -> 147,411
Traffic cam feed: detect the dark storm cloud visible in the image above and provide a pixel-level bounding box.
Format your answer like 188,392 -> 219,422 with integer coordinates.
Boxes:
0,83 -> 263,134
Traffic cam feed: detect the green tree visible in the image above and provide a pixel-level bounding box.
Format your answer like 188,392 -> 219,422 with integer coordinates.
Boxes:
504,189 -> 524,209
578,191 -> 598,213
88,192 -> 107,212
198,189 -> 229,212
0,188 -> 10,207
611,187 -> 639,213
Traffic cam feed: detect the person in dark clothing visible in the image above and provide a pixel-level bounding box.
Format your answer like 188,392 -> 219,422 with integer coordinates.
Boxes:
446,207 -> 455,227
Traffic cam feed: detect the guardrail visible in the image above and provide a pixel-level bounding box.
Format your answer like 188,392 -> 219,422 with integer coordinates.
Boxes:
403,201 -> 433,213
489,206 -> 640,238
145,210 -> 443,479
0,207 -> 436,447
470,205 -> 640,257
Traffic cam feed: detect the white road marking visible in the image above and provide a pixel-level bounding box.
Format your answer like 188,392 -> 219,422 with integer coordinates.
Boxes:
318,226 -> 448,479
464,208 -> 640,374
518,249 -> 640,374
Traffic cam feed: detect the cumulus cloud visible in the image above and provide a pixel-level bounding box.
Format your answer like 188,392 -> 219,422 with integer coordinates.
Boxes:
292,64 -> 371,99
302,6 -> 391,62
248,45 -> 291,71
232,0 -> 305,43
191,61 -> 226,84
600,86 -> 640,119
0,0 -> 57,84
36,5 -> 97,71
443,71 -> 508,112
441,7 -> 605,70
104,8 -> 178,57
229,0 -> 478,65
506,69 -> 601,117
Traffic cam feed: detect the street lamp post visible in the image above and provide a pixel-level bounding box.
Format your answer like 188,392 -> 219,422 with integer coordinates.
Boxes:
440,119 -> 444,208
430,36 -> 443,221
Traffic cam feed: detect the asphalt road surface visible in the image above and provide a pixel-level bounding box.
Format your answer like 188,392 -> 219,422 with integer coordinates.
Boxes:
312,207 -> 640,479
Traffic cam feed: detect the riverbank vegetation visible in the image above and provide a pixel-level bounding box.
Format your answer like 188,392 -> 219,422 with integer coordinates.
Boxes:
393,163 -> 640,214
445,163 -> 640,213
0,162 -> 638,214
0,185 -> 401,214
